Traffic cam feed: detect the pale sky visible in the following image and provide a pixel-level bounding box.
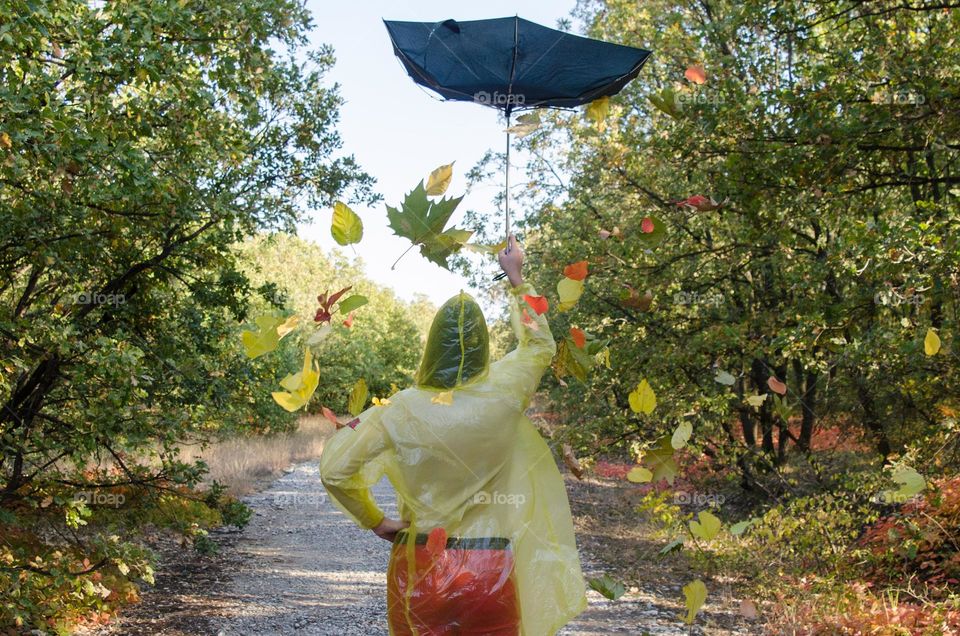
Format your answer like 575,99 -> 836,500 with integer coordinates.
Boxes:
298,0 -> 576,308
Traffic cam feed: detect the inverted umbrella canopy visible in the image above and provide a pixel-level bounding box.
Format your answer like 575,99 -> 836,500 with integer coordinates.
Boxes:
383,17 -> 651,113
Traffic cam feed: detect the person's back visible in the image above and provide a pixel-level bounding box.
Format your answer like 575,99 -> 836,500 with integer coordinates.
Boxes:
320,235 -> 587,635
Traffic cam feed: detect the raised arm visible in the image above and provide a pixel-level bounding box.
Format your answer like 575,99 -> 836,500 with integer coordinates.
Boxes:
490,235 -> 556,409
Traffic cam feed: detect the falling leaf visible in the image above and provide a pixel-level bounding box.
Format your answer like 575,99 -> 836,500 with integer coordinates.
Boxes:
585,96 -> 610,124
348,378 -> 368,416
342,311 -> 355,328
321,406 -> 339,426
338,294 -> 368,314
740,599 -> 758,620
745,393 -> 767,408
648,87 -> 682,119
558,277 -> 585,312
689,511 -> 722,541
331,201 -> 363,246
462,239 -> 508,254
0,132 -> 11,149
523,294 -> 549,315
315,286 -> 353,323
276,315 -> 300,338
892,465 -> 925,497
659,537 -> 685,555
521,308 -> 539,330
672,420 -> 693,449
425,162 -> 454,196
563,260 -> 589,281
767,376 -> 787,395
675,195 -> 724,211
730,518 -> 760,536
386,182 -> 472,270
426,526 -> 447,557
588,574 -> 625,600
241,314 -> 295,359
645,436 -> 678,484
562,444 -> 584,479
714,370 -> 736,386
271,350 -> 320,412
684,64 -> 707,84
682,579 -> 708,624
505,112 -> 541,138
627,466 -> 653,483
924,328 -> 941,355
570,327 -> 586,349
640,217 -> 655,233
629,379 -> 657,415
597,347 -> 611,369
431,390 -> 453,405
372,396 -> 391,406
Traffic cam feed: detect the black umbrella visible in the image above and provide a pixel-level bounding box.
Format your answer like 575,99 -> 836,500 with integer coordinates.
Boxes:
384,16 -> 652,243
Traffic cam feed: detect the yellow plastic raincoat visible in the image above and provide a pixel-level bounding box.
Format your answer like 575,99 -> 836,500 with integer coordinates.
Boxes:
319,282 -> 587,635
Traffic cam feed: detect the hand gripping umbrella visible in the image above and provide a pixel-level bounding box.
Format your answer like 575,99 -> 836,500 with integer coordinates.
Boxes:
384,16 -> 651,246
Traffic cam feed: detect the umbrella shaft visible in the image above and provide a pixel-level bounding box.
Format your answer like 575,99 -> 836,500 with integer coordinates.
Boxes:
505,122 -> 511,242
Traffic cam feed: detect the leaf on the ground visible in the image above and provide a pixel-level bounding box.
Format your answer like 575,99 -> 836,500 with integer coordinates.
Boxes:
682,579 -> 707,624
672,420 -> 693,449
272,350 -> 320,412
629,379 -> 657,415
740,599 -> 758,619
588,573 -> 625,600
331,201 -> 363,246
386,181 -> 472,270
425,162 -> 454,196
925,328 -> 941,356
689,511 -> 722,541
348,378 -> 368,416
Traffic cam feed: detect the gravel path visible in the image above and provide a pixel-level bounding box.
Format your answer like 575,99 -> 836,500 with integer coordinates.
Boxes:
206,461 -> 747,636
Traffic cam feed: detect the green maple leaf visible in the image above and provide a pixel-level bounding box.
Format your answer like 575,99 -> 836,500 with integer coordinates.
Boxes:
386,181 -> 473,270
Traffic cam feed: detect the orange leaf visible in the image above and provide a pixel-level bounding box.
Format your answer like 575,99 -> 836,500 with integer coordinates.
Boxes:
321,406 -> 339,426
563,260 -> 589,281
570,327 -> 586,348
342,311 -> 355,328
640,217 -> 655,233
426,527 -> 447,558
767,376 -> 787,395
523,294 -> 549,315
685,64 -> 707,84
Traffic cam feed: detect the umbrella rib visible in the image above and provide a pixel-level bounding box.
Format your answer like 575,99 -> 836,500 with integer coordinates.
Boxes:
419,21 -> 482,82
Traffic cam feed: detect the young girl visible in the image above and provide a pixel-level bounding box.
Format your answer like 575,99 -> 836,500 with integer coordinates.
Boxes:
320,234 -> 587,635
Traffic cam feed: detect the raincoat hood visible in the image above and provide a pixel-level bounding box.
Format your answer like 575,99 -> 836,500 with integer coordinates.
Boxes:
415,291 -> 489,389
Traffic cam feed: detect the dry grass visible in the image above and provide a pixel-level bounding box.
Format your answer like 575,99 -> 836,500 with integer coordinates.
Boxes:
176,415 -> 336,496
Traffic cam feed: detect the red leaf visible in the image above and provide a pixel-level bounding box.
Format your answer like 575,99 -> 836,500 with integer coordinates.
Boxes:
345,417 -> 360,430
674,195 -> 723,212
426,527 -> 447,558
684,64 -> 707,84
767,376 -> 787,395
570,327 -> 586,349
563,260 -> 589,281
640,217 -> 655,233
342,311 -> 355,328
315,285 -> 353,323
523,294 -> 549,315
321,406 -> 339,426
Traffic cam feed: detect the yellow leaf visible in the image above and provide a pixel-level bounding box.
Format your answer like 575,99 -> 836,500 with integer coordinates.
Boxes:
557,277 -> 584,312
627,466 -> 653,483
425,162 -> 454,196
682,579 -> 708,624
0,132 -> 11,149
271,350 -> 319,412
585,96 -> 610,123
596,347 -> 611,369
276,314 -> 300,338
331,201 -> 363,246
629,379 -> 657,415
689,511 -> 722,540
372,396 -> 391,406
348,378 -> 368,416
924,328 -> 941,356
745,393 -> 767,408
240,315 -> 283,359
431,390 -> 453,405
